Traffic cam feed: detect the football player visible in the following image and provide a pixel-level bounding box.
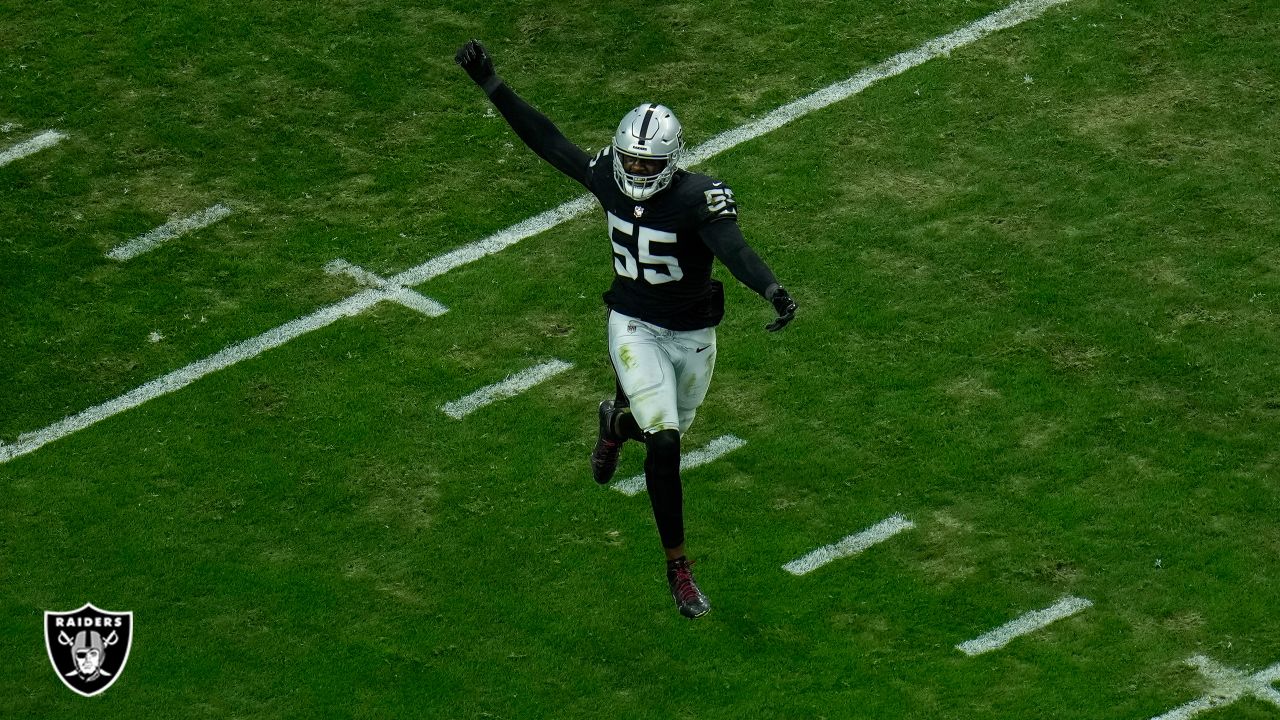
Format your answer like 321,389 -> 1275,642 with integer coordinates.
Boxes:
457,40 -> 796,619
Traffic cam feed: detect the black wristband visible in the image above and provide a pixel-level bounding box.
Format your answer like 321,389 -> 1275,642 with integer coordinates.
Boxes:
481,75 -> 503,96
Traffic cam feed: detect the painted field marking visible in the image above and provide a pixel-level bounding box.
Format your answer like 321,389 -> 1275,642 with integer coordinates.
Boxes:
683,0 -> 1073,166
325,259 -> 447,317
0,0 -> 1072,464
613,435 -> 747,496
0,288 -> 389,463
1149,655 -> 1280,720
106,204 -> 234,261
0,130 -> 66,167
783,514 -> 915,576
388,0 -> 1075,292
441,360 -> 573,419
956,595 -> 1093,656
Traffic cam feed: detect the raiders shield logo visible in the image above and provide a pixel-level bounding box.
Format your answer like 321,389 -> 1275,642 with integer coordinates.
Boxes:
44,603 -> 133,697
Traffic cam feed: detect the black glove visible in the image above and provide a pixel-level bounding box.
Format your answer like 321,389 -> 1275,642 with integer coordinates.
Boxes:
765,285 -> 797,332
455,39 -> 496,87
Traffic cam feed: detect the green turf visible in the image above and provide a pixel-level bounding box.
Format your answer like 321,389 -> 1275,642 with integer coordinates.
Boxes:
3,0 -> 1280,718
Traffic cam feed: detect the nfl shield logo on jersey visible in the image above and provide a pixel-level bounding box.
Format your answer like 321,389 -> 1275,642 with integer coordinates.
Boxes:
44,603 -> 134,697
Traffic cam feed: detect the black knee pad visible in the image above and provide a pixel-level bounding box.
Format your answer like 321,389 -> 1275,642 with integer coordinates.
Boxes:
645,429 -> 681,466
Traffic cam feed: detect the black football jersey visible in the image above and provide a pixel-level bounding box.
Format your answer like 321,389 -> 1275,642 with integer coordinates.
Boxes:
582,146 -> 738,330
485,82 -> 772,330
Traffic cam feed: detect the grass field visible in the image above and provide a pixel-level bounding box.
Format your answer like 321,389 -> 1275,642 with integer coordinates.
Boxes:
3,0 -> 1280,718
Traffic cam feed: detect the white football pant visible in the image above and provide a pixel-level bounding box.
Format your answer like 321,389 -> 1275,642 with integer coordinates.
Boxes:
607,310 -> 717,435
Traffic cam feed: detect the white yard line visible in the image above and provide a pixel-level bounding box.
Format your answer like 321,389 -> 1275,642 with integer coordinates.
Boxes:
441,360 -> 574,419
0,0 -> 1072,464
1149,656 -> 1280,720
390,0 -> 1072,289
107,204 -> 234,261
325,258 -> 448,317
684,0 -> 1073,167
0,130 -> 66,167
956,596 -> 1093,656
612,435 -> 747,496
390,195 -> 598,288
783,514 -> 915,575
0,290 -> 385,463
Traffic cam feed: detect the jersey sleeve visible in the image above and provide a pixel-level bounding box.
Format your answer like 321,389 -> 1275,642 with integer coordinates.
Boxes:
696,180 -> 740,224
486,82 -> 593,187
698,198 -> 779,299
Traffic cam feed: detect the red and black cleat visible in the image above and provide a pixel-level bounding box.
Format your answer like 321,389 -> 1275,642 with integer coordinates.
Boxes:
590,399 -> 623,485
667,557 -> 711,619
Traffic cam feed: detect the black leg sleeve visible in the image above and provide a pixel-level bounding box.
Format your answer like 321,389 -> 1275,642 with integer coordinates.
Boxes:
614,377 -> 629,408
612,411 -> 645,443
643,430 -> 684,550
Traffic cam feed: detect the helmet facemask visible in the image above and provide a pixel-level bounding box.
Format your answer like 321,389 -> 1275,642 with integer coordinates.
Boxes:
612,103 -> 684,201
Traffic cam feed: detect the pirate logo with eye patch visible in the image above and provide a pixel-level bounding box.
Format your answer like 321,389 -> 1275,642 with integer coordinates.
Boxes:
45,603 -> 133,697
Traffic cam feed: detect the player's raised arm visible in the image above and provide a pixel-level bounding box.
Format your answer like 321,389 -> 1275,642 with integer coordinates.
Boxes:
455,39 -> 592,186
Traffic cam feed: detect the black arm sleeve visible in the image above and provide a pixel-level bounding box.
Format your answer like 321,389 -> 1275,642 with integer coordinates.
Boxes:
700,220 -> 779,299
485,81 -> 593,187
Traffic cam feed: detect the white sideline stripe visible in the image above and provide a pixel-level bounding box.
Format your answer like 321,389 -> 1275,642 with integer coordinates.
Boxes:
1149,656 -> 1280,720
0,130 -> 66,167
783,514 -> 915,575
612,435 -> 746,496
0,0 -> 1070,464
956,596 -> 1093,656
440,360 -> 573,419
107,204 -> 234,260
